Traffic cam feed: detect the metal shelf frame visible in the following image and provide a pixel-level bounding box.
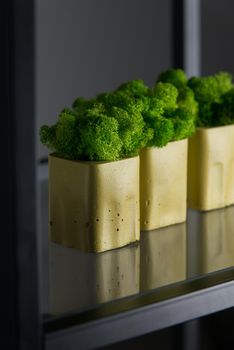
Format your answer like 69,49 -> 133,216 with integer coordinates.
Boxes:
5,1 -> 227,349
44,267 -> 234,349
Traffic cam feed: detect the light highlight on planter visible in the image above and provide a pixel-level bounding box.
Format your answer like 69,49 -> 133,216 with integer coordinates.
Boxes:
49,154 -> 140,253
140,139 -> 188,230
188,125 -> 234,211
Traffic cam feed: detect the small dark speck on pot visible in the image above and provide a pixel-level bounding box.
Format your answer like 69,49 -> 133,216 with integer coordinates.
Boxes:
49,221 -> 53,226
117,228 -> 119,232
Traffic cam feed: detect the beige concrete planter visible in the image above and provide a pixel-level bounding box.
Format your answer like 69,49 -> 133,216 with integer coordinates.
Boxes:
187,125 -> 234,211
140,223 -> 186,291
49,154 -> 140,253
140,139 -> 188,231
49,243 -> 140,315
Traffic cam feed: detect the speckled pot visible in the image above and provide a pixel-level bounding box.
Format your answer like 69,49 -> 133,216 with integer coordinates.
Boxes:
49,154 -> 140,253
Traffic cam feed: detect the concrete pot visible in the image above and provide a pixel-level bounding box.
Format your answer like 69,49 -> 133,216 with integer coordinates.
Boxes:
140,139 -> 188,231
49,154 -> 140,253
188,125 -> 234,211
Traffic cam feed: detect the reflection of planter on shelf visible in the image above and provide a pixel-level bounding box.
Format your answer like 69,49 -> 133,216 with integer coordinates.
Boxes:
187,206 -> 234,275
140,139 -> 188,231
49,154 -> 140,253
188,125 -> 234,211
49,242 -> 140,315
140,223 -> 186,291
200,206 -> 234,273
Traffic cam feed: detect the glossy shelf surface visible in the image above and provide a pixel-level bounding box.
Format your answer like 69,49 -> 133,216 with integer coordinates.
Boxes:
46,205 -> 234,318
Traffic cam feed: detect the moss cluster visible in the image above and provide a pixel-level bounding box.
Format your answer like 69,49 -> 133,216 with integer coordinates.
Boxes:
40,72 -> 199,161
187,72 -> 233,127
157,69 -> 234,128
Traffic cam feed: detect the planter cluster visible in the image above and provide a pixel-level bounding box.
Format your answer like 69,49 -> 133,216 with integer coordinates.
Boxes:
40,69 -> 234,253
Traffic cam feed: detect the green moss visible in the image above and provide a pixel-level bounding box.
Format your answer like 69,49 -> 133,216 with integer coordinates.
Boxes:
40,110 -> 80,159
110,106 -> 148,157
170,108 -> 196,141
153,82 -> 178,114
188,71 -> 233,126
157,68 -> 187,89
177,86 -> 198,118
77,114 -> 122,161
72,97 -> 96,113
116,79 -> 150,97
39,125 -> 56,150
212,88 -> 234,126
40,74 -> 199,160
146,115 -> 174,148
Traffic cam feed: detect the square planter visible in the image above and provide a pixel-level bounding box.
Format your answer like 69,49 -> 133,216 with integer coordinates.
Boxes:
49,243 -> 140,315
49,154 -> 140,253
140,223 -> 186,291
187,125 -> 234,211
140,139 -> 188,231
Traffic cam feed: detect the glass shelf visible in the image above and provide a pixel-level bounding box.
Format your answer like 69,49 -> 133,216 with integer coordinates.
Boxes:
44,205 -> 234,345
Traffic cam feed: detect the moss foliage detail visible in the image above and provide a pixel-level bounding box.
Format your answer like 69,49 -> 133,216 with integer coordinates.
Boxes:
41,68 -> 234,161
187,71 -> 233,127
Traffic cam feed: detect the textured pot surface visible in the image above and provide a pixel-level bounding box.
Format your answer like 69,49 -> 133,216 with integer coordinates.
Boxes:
140,139 -> 188,231
49,154 -> 140,253
140,223 -> 186,291
188,125 -> 234,211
